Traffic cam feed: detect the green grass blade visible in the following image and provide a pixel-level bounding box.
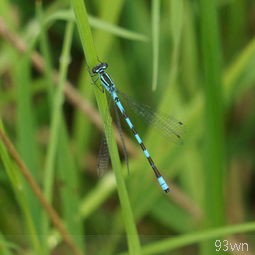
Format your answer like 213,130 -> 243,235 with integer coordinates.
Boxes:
170,0 -> 183,83
0,121 -> 42,254
14,51 -> 43,254
43,20 -> 74,207
151,0 -> 160,91
140,222 -> 255,255
79,172 -> 116,218
56,125 -> 85,251
42,20 -> 75,250
70,0 -> 141,254
199,0 -> 225,254
43,9 -> 148,42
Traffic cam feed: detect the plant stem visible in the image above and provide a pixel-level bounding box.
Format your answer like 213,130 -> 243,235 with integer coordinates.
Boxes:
70,0 -> 141,254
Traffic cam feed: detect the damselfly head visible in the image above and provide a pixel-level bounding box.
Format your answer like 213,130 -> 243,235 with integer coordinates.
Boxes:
92,62 -> 108,74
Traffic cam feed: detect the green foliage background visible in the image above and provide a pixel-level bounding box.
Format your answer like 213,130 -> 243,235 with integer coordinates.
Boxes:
0,0 -> 255,254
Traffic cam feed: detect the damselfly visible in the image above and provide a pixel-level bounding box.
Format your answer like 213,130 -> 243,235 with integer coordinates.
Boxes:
92,62 -> 183,193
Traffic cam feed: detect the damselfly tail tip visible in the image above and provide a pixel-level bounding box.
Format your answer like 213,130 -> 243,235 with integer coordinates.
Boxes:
157,176 -> 170,193
164,188 -> 170,193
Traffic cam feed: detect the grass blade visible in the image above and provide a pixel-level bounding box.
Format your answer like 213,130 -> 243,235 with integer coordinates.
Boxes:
70,0 -> 141,254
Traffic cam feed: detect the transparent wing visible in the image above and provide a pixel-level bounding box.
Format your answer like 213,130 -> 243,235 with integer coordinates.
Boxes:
97,136 -> 110,177
113,103 -> 130,174
97,94 -> 130,176
117,90 -> 184,144
97,96 -> 112,176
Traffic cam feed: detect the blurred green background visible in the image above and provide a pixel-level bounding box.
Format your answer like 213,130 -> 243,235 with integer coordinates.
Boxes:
0,0 -> 255,254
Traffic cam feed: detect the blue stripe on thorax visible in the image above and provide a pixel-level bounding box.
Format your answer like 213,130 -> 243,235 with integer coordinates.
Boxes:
101,73 -> 115,92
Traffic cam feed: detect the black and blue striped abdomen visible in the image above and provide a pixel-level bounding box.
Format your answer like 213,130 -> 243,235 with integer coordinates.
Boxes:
112,93 -> 169,192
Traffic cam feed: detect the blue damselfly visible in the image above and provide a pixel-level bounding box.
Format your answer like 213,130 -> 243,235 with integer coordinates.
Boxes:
92,62 -> 183,193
